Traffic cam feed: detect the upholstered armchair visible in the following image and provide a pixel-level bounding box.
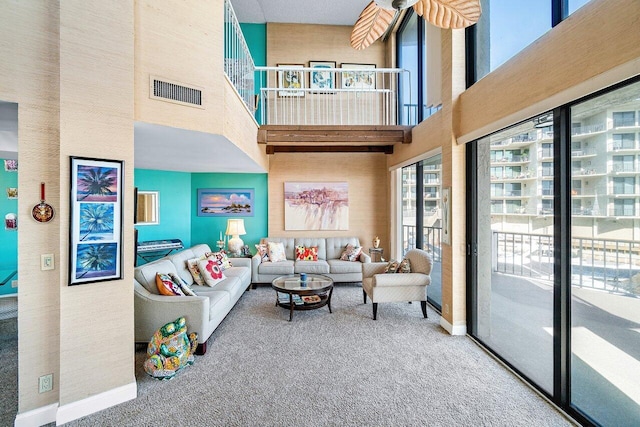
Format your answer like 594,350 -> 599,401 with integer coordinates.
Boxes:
362,248 -> 433,320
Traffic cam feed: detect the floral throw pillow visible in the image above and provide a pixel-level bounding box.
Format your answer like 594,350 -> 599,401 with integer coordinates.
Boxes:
197,259 -> 226,287
295,245 -> 318,261
340,244 -> 363,262
169,272 -> 197,296
206,250 -> 233,270
156,273 -> 185,296
186,255 -> 207,285
255,243 -> 270,262
267,241 -> 287,262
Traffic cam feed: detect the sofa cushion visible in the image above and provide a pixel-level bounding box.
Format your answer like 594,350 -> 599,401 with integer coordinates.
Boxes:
262,237 -> 296,260
255,243 -> 269,262
295,245 -> 319,261
186,255 -> 208,285
206,250 -> 233,270
326,237 -> 360,260
294,238 -> 326,260
258,260 -> 295,275
135,259 -> 178,294
169,272 -> 197,296
223,266 -> 251,285
197,259 -> 226,287
156,273 -> 185,296
267,241 -> 287,262
340,244 -> 363,261
167,248 -> 196,285
295,260 -> 330,274
328,259 -> 363,274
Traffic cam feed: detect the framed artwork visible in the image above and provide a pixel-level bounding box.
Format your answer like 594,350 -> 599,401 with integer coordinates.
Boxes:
277,64 -> 305,97
309,61 -> 336,92
284,182 -> 348,230
442,187 -> 451,245
197,188 -> 254,217
340,63 -> 376,90
4,159 -> 18,172
6,187 -> 17,199
69,156 -> 123,285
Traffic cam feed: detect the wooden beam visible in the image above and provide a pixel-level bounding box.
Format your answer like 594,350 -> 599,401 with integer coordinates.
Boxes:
266,145 -> 393,154
258,125 -> 412,145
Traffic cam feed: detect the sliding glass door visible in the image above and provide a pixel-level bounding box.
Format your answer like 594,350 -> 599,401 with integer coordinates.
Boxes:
469,77 -> 640,426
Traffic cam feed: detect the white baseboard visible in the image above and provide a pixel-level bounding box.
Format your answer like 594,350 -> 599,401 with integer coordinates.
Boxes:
14,403 -> 58,427
56,381 -> 137,425
440,317 -> 467,335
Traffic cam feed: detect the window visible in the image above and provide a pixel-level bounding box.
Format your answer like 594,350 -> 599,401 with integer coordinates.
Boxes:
612,198 -> 635,216
541,143 -> 553,158
569,0 -> 594,14
613,111 -> 636,127
612,155 -> 635,173
612,133 -> 636,150
542,180 -> 553,196
613,177 -> 635,195
541,162 -> 553,177
398,12 -> 418,125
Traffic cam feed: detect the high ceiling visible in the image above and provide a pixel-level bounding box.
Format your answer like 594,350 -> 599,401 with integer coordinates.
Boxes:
231,0 -> 371,26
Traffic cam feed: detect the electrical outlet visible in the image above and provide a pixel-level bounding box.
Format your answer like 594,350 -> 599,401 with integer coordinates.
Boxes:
41,254 -> 54,271
11,280 -> 18,288
39,374 -> 53,393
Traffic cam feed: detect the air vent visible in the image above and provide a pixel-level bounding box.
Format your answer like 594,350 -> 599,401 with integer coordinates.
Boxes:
149,76 -> 204,108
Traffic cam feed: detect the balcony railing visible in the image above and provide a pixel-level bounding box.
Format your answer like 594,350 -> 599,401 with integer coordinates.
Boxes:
224,0 -> 255,113
571,123 -> 605,135
402,225 -> 442,262
255,66 -> 409,125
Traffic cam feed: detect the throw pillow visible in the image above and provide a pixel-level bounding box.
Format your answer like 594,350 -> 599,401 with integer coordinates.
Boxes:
156,273 -> 185,296
206,250 -> 233,270
267,241 -> 287,262
186,255 -> 207,286
340,244 -> 363,262
197,259 -> 226,287
169,272 -> 197,296
384,260 -> 400,274
295,245 -> 318,261
255,243 -> 270,262
397,258 -> 411,273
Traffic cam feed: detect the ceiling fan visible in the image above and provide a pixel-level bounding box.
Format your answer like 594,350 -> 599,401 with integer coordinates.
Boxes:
350,0 -> 482,50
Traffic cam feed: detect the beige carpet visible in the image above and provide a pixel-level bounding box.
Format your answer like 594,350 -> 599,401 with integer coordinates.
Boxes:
14,285 -> 575,426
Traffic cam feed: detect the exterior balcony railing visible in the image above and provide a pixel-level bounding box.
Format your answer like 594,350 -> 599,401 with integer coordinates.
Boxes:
255,66 -> 410,125
571,123 -> 605,136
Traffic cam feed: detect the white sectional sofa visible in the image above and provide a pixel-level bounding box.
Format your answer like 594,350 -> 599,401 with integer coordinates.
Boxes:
251,237 -> 370,286
134,244 -> 251,354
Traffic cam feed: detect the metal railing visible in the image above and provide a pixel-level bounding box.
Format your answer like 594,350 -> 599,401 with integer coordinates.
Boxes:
493,231 -> 640,295
255,66 -> 409,125
402,225 -> 442,262
571,123 -> 605,135
224,0 -> 255,113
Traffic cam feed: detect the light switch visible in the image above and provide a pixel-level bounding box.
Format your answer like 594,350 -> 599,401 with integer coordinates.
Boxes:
41,254 -> 54,271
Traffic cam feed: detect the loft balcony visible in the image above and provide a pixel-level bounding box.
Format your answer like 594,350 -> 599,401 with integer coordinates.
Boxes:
255,66 -> 413,153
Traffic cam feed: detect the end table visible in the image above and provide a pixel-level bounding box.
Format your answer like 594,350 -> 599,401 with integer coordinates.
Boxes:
369,247 -> 383,262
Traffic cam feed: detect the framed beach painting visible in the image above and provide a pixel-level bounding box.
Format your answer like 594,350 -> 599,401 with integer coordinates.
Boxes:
277,64 -> 305,97
197,188 -> 254,217
309,61 -> 336,92
340,63 -> 376,90
284,182 -> 348,230
69,156 -> 123,285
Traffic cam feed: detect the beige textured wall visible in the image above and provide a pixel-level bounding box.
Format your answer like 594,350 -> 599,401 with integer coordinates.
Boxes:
268,153 -> 389,255
58,0 -> 135,405
0,0 -> 61,412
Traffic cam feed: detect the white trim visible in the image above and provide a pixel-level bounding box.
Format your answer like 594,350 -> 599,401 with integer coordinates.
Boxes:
56,382 -> 137,425
388,146 -> 442,171
14,403 -> 58,427
457,59 -> 640,145
440,317 -> 467,335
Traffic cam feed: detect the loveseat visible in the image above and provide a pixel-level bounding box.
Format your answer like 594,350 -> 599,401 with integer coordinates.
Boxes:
134,244 -> 251,354
251,237 -> 370,286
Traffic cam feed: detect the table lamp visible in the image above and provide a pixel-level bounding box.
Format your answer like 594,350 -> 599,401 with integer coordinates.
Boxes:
225,218 -> 246,256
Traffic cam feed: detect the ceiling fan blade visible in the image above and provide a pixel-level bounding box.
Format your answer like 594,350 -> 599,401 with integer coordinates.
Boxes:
413,0 -> 481,29
351,1 -> 397,50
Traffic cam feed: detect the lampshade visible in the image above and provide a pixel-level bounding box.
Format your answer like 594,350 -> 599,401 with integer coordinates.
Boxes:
225,219 -> 246,236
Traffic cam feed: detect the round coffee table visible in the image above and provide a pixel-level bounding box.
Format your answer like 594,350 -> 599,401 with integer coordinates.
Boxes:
271,274 -> 334,321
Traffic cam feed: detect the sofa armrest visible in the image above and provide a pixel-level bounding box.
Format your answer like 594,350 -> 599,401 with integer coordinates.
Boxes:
363,262 -> 388,278
359,252 -> 371,263
372,272 -> 431,288
230,257 -> 251,269
134,281 -> 209,343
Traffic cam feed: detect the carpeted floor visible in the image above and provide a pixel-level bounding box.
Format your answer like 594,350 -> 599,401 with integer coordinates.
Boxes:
57,284 -> 574,426
0,317 -> 18,427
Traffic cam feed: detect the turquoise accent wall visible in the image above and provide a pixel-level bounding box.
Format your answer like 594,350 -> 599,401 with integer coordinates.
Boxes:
240,23 -> 266,124
134,169 -> 192,249
191,173 -> 268,251
0,159 -> 18,295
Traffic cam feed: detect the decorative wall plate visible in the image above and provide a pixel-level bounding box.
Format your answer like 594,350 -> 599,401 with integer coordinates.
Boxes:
32,182 -> 54,223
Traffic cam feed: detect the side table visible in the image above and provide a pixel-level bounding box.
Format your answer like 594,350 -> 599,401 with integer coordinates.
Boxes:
369,247 -> 383,262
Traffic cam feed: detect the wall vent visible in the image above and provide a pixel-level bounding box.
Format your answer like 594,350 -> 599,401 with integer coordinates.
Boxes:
149,76 -> 204,109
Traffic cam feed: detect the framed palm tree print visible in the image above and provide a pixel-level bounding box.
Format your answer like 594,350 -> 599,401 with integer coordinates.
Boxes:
69,156 -> 124,285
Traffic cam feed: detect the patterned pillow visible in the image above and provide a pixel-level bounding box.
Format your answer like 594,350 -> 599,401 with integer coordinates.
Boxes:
340,244 -> 363,262
169,273 -> 197,296
156,273 -> 185,296
295,245 -> 318,261
186,255 -> 207,285
397,258 -> 411,273
206,250 -> 233,270
197,259 -> 226,287
267,241 -> 287,262
384,260 -> 400,274
255,243 -> 270,262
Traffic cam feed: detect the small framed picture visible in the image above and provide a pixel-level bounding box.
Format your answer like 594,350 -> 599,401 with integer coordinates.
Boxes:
4,159 -> 18,172
309,61 -> 336,93
340,63 -> 376,90
277,64 -> 305,97
6,187 -> 18,199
